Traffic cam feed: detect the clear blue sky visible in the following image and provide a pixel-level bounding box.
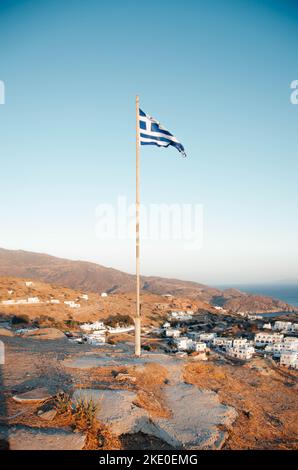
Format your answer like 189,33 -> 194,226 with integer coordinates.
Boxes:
0,0 -> 297,285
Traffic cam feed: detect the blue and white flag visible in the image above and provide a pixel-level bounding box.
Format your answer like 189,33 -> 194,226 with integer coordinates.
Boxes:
139,108 -> 186,157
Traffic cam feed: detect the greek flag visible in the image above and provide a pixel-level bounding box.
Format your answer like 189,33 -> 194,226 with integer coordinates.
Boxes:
139,108 -> 186,157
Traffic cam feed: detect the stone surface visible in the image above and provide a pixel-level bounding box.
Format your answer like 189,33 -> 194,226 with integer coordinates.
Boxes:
72,384 -> 237,450
13,387 -> 51,404
0,425 -> 86,450
153,383 -> 237,449
69,352 -> 238,449
23,327 -> 65,340
73,388 -> 149,435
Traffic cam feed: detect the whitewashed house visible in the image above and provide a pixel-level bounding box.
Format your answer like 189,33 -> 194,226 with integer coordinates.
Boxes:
163,322 -> 171,329
101,292 -> 108,298
233,338 -> 248,348
265,343 -> 285,356
50,299 -> 60,304
107,325 -> 134,334
173,336 -> 194,351
280,351 -> 298,369
27,297 -> 40,304
2,300 -> 16,305
265,337 -> 298,357
193,342 -> 207,353
165,328 -> 181,338
247,314 -> 263,320
80,294 -> 89,300
254,332 -> 284,346
199,332 -> 217,343
283,337 -> 298,350
227,346 -> 255,360
7,290 -> 14,295
263,323 -> 272,330
169,311 -> 193,321
80,321 -> 106,332
25,281 -> 33,287
212,337 -> 233,349
84,330 -> 106,345
274,321 -> 292,332
64,300 -> 80,309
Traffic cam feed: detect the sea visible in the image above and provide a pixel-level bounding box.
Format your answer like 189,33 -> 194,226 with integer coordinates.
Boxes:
218,283 -> 298,318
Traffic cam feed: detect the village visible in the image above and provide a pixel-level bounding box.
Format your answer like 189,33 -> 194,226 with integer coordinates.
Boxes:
1,277 -> 298,451
1,280 -> 298,372
70,308 -> 298,370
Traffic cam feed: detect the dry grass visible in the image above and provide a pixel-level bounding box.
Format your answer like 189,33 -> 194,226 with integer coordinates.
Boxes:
184,359 -> 298,450
85,363 -> 170,419
130,363 -> 170,418
54,392 -> 121,450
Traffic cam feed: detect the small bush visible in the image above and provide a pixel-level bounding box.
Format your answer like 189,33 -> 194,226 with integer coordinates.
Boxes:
105,314 -> 134,327
55,392 -> 73,415
11,314 -> 30,325
74,397 -> 97,428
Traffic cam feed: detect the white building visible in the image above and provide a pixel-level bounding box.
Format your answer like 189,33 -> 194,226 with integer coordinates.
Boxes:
263,323 -> 272,330
273,321 -> 292,332
284,337 -> 298,348
25,281 -> 33,287
84,330 -> 106,345
227,346 -> 255,360
50,299 -> 60,304
212,337 -> 233,349
265,343 -> 285,356
193,342 -> 207,353
165,328 -> 181,338
27,297 -> 40,304
265,337 -> 298,357
7,290 -> 14,295
233,338 -> 248,348
80,321 -> 106,332
169,311 -> 193,321
2,300 -> 16,305
107,325 -> 135,334
254,332 -> 284,346
101,292 -> 108,298
80,294 -> 89,300
163,321 -> 171,329
199,332 -> 217,342
280,351 -> 298,369
64,300 -> 80,309
173,336 -> 194,351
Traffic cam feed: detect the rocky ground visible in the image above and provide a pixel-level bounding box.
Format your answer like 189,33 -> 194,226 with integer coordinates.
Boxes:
0,333 -> 297,450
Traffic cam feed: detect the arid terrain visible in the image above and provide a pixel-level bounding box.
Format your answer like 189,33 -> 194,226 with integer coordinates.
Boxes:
0,251 -> 297,450
0,333 -> 297,450
0,247 -> 296,314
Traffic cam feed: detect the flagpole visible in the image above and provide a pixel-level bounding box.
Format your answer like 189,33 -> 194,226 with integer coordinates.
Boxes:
135,95 -> 141,356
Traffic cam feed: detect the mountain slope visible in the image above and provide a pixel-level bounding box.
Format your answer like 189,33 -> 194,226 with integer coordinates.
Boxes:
0,248 -> 296,313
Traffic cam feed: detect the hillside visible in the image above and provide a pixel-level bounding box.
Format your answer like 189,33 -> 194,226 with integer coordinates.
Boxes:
0,276 -> 212,327
0,248 -> 296,314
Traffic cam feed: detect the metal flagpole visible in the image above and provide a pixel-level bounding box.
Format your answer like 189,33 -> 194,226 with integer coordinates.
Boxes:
135,95 -> 141,356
